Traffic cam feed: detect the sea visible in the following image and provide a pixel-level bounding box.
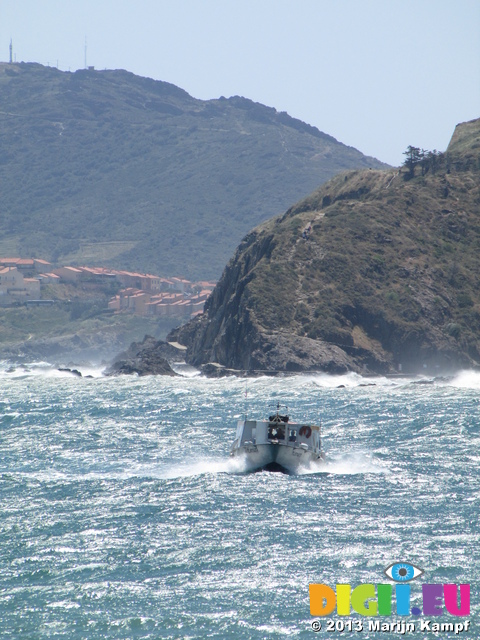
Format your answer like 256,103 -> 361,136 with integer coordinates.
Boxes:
0,362 -> 478,639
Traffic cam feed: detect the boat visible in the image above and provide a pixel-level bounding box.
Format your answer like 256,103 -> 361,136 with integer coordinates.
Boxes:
230,404 -> 325,473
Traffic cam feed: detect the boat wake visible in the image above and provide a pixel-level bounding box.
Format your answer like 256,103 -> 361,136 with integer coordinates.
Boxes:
298,450 -> 389,476
154,456 -> 250,479
5,456 -> 251,484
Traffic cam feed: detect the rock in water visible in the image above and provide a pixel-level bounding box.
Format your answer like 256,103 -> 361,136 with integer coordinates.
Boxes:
105,336 -> 179,376
58,367 -> 83,377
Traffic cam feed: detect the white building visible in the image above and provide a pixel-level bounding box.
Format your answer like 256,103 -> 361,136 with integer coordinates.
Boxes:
0,266 -> 41,298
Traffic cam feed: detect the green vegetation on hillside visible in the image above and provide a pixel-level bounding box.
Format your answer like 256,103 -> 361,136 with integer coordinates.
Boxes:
0,62 -> 388,280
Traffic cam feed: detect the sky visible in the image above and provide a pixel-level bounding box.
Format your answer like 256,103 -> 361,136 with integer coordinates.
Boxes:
1,0 -> 479,166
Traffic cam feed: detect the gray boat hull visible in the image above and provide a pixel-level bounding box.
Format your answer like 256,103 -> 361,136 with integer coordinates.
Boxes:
231,417 -> 324,473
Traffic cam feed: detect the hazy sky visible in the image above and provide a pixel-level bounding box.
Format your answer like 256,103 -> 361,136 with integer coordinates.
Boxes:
1,0 -> 479,166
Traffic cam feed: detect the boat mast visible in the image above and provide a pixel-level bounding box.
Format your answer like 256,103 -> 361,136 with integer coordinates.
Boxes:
245,379 -> 248,420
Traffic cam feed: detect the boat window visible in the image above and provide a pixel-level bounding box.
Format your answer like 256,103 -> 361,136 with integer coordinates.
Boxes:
241,422 -> 255,444
288,429 -> 296,442
268,424 -> 285,440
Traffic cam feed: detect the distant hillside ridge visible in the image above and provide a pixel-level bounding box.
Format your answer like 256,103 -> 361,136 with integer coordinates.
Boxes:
169,118 -> 480,375
0,62 -> 388,280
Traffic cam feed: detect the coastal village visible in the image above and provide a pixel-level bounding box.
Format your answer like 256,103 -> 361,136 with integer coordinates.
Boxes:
0,257 -> 215,320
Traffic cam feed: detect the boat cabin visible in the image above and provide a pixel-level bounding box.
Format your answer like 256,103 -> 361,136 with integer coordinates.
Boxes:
234,418 -> 320,452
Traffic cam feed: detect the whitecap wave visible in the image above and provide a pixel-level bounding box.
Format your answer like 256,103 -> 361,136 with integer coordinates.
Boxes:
446,370 -> 480,389
0,361 -> 105,379
307,371 -> 397,389
170,362 -> 201,377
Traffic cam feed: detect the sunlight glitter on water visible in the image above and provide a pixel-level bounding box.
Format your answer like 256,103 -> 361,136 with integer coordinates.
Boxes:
0,364 -> 478,638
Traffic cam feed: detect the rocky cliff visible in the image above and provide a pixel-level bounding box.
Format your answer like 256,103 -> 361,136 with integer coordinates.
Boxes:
169,118 -> 480,375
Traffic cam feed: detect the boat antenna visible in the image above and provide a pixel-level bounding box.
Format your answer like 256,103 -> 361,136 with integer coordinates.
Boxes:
245,378 -> 248,420
275,401 -> 288,416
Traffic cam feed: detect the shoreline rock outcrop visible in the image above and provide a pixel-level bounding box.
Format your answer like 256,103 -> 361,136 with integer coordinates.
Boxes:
104,336 -> 183,377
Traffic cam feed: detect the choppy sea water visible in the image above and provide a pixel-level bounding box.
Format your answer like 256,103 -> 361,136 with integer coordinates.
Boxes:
0,364 -> 478,639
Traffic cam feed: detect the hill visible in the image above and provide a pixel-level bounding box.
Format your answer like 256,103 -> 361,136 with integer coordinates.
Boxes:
0,62 -> 387,280
169,118 -> 480,375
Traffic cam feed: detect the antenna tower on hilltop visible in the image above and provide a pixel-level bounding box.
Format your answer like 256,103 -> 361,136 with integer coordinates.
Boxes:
9,39 -> 13,64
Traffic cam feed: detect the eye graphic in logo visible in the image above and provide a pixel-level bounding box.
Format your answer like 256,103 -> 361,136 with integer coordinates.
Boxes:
384,562 -> 424,582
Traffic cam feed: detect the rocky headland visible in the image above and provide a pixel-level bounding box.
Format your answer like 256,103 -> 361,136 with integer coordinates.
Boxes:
168,118 -> 480,376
